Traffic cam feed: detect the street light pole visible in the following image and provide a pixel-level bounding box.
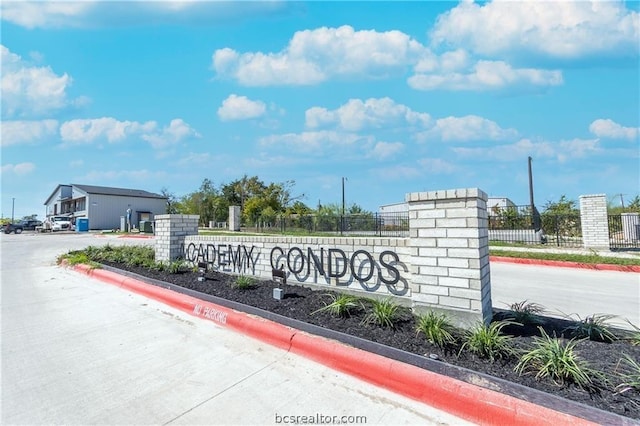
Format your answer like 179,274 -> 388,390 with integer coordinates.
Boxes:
11,198 -> 15,222
342,177 -> 345,217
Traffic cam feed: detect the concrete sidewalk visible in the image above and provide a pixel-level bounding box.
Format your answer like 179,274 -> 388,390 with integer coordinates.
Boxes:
1,233 -> 471,425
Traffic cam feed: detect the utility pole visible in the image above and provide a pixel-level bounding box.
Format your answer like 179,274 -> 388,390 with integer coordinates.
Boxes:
342,177 -> 346,217
11,198 -> 15,223
619,194 -> 625,209
528,157 -> 541,231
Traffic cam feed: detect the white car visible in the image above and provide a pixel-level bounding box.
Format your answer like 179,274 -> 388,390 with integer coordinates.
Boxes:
43,216 -> 73,231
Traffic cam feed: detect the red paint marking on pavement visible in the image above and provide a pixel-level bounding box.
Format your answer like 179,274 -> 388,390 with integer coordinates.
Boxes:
70,263 -> 599,426
490,256 -> 640,273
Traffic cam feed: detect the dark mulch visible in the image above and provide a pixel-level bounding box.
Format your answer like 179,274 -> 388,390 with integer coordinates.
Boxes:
102,261 -> 640,419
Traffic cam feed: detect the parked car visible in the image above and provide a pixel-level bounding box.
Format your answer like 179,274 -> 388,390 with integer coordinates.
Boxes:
18,219 -> 43,230
41,216 -> 72,232
4,223 -> 24,234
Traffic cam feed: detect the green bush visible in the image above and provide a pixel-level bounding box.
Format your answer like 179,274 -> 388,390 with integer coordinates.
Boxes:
313,293 -> 362,317
563,313 -> 618,343
460,321 -> 517,362
515,327 -> 602,389
415,311 -> 457,347
615,353 -> 640,395
362,298 -> 400,328
504,300 -> 546,325
232,275 -> 257,290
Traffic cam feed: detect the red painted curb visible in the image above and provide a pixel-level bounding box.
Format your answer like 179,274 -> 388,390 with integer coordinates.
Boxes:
490,255 -> 640,273
69,264 -> 598,426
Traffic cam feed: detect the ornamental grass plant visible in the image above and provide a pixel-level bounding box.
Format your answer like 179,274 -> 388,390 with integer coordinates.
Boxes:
312,293 -> 362,318
415,311 -> 457,348
460,321 -> 517,362
515,327 -> 603,389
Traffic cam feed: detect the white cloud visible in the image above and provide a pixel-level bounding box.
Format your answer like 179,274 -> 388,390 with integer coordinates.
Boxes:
141,119 -> 201,149
417,115 -> 518,142
1,119 -> 58,146
59,117 -> 199,148
431,1 -> 639,59
1,45 -> 83,118
589,119 -> 639,140
0,2 -> 91,29
60,117 -> 155,144
218,94 -> 267,121
409,60 -> 563,91
452,138 -> 599,162
1,162 -> 35,175
417,158 -> 457,174
1,1 -> 289,29
368,142 -> 404,160
306,97 -> 431,131
259,131 -> 368,154
212,25 -> 424,86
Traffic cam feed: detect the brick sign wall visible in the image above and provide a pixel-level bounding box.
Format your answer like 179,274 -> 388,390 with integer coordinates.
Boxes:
155,188 -> 492,327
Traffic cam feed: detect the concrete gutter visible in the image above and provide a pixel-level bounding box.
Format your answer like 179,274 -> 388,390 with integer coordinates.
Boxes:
66,262 -> 637,426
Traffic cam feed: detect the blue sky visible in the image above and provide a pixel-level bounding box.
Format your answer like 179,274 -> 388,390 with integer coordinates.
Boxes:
1,1 -> 639,219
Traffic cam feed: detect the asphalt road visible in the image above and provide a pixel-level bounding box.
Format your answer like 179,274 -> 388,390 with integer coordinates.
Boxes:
1,232 -> 471,425
490,262 -> 639,330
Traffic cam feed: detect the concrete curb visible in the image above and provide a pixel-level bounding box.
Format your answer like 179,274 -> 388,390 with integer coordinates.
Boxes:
69,263 -> 604,426
490,255 -> 640,273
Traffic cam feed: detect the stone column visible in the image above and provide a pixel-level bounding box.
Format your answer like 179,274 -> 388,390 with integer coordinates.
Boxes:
229,206 -> 241,231
407,188 -> 492,327
155,214 -> 199,262
579,194 -> 609,249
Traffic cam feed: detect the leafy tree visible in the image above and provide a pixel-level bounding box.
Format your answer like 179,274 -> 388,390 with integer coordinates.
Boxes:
541,195 -> 580,237
160,187 -> 180,214
543,196 -> 578,215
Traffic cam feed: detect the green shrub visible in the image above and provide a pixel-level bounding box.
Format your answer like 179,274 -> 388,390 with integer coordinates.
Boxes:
415,311 -> 457,347
504,300 -> 546,325
515,327 -> 602,389
313,293 -> 362,317
563,313 -> 618,343
57,251 -> 100,269
623,320 -> 640,346
362,298 -> 400,328
232,275 -> 257,290
167,259 -> 189,274
615,353 -> 640,395
460,321 -> 517,362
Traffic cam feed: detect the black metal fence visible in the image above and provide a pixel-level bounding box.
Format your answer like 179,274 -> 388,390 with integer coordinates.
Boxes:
488,205 -> 582,247
608,214 -> 640,250
243,212 -> 410,237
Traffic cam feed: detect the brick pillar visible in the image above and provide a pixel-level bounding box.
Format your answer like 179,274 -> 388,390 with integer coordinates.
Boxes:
579,194 -> 609,249
155,214 -> 199,262
407,188 -> 492,327
229,206 -> 241,231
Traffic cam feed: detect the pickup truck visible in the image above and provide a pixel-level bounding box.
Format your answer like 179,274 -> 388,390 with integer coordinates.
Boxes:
39,216 -> 73,232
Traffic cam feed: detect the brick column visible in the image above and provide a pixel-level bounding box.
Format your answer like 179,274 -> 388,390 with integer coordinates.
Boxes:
155,214 -> 199,262
579,194 -> 609,249
229,206 -> 241,231
407,188 -> 492,327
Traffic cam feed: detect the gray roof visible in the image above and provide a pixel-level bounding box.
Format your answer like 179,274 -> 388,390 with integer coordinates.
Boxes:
72,184 -> 166,199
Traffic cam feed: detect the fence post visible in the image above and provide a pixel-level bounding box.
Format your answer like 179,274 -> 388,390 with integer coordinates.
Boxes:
407,188 -> 492,327
579,194 -> 609,249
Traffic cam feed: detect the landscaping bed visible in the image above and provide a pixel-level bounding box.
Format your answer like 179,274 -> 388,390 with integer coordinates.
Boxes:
63,247 -> 640,420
